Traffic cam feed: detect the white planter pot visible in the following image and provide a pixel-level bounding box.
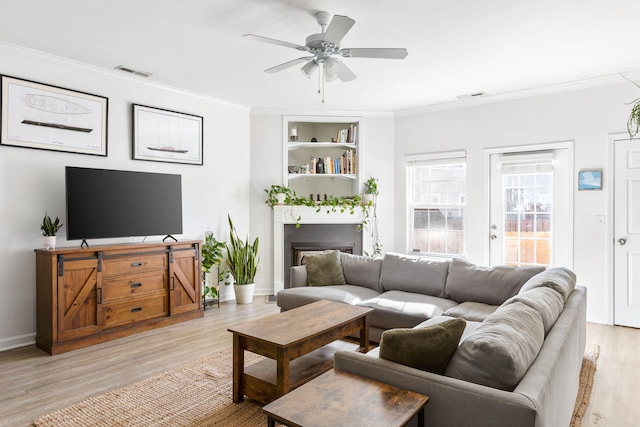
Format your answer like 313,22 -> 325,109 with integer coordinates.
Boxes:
276,193 -> 287,205
234,283 -> 255,304
42,236 -> 57,250
360,194 -> 374,206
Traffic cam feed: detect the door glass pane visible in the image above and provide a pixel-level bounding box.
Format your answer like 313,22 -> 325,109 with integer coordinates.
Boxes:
502,172 -> 553,267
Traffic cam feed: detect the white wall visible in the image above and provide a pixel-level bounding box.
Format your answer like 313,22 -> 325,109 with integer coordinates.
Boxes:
0,44 -> 251,351
249,110 -> 395,295
395,82 -> 633,324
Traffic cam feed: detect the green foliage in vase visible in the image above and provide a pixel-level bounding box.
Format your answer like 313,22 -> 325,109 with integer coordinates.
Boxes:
41,212 -> 62,236
224,215 -> 259,285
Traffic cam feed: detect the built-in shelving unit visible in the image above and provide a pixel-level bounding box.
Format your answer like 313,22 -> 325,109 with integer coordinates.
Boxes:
283,115 -> 362,200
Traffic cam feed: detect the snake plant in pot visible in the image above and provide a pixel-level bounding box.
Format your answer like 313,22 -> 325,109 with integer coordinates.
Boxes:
41,212 -> 63,250
224,214 -> 259,304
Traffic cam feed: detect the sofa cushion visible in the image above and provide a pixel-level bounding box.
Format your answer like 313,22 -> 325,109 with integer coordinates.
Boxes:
444,258 -> 545,305
414,315 -> 483,343
302,250 -> 346,286
379,317 -> 466,374
359,290 -> 460,329
504,286 -> 564,335
340,252 -> 383,292
445,301 -> 545,391
379,253 -> 450,296
443,302 -> 499,322
518,266 -> 576,302
277,285 -> 381,311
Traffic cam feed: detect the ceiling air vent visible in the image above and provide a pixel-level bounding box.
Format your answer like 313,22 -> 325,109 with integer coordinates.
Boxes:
456,92 -> 487,100
114,65 -> 153,78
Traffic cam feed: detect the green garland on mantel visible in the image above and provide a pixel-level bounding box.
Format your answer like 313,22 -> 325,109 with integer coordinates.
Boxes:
264,184 -> 371,229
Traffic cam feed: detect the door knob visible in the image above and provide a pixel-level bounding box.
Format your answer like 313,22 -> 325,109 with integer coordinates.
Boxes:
617,238 -> 627,246
490,235 -> 498,240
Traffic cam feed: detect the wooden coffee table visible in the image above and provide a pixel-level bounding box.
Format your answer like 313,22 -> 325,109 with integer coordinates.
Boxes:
263,369 -> 429,427
228,300 -> 373,404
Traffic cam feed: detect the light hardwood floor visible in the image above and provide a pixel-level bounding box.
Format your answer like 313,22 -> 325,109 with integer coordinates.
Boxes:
0,301 -> 637,426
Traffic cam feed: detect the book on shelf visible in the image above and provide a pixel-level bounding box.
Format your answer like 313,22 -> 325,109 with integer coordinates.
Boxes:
336,124 -> 357,144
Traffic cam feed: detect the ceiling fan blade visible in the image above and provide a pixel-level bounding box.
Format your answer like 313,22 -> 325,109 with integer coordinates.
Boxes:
322,15 -> 355,45
334,58 -> 357,82
264,57 -> 313,73
340,48 -> 409,60
243,34 -> 306,51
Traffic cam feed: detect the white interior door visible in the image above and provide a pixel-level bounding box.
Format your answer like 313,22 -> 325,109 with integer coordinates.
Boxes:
488,145 -> 572,268
614,138 -> 640,328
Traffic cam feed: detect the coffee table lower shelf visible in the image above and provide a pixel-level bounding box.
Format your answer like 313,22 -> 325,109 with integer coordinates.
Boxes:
264,369 -> 429,427
243,340 -> 358,404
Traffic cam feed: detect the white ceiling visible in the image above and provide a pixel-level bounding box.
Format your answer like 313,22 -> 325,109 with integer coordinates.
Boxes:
2,0 -> 640,112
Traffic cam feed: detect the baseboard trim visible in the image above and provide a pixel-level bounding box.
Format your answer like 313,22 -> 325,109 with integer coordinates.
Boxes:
0,332 -> 36,352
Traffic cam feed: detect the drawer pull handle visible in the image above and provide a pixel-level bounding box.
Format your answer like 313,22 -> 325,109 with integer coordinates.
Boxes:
130,283 -> 142,289
131,262 -> 143,267
131,307 -> 143,313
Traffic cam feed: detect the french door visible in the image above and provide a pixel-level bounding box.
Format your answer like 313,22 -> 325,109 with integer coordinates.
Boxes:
488,144 -> 573,268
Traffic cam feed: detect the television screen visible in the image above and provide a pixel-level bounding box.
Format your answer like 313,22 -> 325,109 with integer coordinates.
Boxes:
65,167 -> 183,240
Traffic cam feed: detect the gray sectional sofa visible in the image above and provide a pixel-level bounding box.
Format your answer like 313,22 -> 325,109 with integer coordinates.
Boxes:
276,251 -> 587,427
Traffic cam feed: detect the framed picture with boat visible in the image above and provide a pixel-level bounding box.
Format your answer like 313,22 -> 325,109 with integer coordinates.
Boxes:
132,104 -> 203,165
0,75 -> 108,156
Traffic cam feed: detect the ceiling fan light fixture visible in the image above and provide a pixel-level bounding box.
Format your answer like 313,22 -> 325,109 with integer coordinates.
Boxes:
324,57 -> 339,82
301,61 -> 318,79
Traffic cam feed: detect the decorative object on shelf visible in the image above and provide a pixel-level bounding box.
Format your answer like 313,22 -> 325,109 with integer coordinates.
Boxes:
132,104 -> 203,165
243,12 -> 408,102
201,232 -> 226,308
578,170 -> 603,191
40,212 -> 62,250
224,215 -> 259,304
311,137 -> 318,142
316,157 -> 325,173
362,177 -> 382,257
290,126 -> 298,141
1,75 -> 108,156
288,165 -> 299,174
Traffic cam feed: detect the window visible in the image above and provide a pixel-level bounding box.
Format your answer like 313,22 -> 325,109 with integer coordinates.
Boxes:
407,151 -> 466,256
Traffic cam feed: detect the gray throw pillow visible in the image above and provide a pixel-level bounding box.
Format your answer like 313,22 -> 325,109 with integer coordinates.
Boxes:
340,252 -> 383,291
444,258 -> 545,305
445,302 -> 544,391
379,317 -> 466,374
303,250 -> 346,286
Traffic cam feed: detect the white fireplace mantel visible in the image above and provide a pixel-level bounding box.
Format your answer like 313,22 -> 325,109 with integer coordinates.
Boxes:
272,205 -> 370,294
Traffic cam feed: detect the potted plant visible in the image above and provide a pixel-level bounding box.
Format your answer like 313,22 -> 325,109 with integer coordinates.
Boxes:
264,184 -> 295,207
201,231 -> 226,307
224,215 -> 259,304
41,212 -> 62,250
361,177 -> 379,206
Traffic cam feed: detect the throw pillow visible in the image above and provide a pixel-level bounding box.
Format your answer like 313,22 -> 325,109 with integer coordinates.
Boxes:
444,258 -> 545,305
303,250 -> 346,287
379,317 -> 466,374
445,302 -> 545,391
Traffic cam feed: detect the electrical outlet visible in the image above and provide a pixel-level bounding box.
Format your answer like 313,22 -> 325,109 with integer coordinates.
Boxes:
257,264 -> 263,273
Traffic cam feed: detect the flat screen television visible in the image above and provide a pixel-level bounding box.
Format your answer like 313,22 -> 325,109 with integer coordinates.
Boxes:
65,166 -> 183,241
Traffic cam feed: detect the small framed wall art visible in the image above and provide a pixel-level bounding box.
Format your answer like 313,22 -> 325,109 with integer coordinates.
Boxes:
0,75 -> 108,156
578,169 -> 603,191
132,104 -> 203,165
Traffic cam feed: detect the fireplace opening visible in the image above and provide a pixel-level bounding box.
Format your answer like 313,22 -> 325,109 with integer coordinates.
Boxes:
284,224 -> 362,288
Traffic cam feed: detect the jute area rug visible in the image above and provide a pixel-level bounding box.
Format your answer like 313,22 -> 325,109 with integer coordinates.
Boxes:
34,344 -> 600,427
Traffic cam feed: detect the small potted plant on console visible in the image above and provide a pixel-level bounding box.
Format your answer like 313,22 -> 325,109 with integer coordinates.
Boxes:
41,212 -> 62,250
201,231 -> 226,309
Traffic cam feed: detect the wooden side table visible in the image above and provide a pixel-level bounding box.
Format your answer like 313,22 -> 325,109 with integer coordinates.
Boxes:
263,369 -> 429,427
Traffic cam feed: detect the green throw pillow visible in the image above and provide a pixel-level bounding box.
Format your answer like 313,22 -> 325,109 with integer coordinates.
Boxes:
379,317 -> 466,374
303,250 -> 347,286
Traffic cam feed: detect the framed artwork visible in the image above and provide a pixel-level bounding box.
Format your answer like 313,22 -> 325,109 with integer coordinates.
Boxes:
132,104 -> 203,165
578,169 -> 603,191
0,75 -> 108,156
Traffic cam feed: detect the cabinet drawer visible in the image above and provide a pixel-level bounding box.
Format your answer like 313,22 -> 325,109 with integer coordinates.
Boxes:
103,294 -> 168,328
102,271 -> 168,302
102,254 -> 167,277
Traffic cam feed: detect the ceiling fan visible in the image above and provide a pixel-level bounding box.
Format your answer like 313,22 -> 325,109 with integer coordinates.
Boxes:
244,11 -> 408,99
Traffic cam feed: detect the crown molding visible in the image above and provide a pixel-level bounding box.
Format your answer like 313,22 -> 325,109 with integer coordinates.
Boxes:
395,70 -> 640,118
250,107 -> 394,118
0,41 -> 251,112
